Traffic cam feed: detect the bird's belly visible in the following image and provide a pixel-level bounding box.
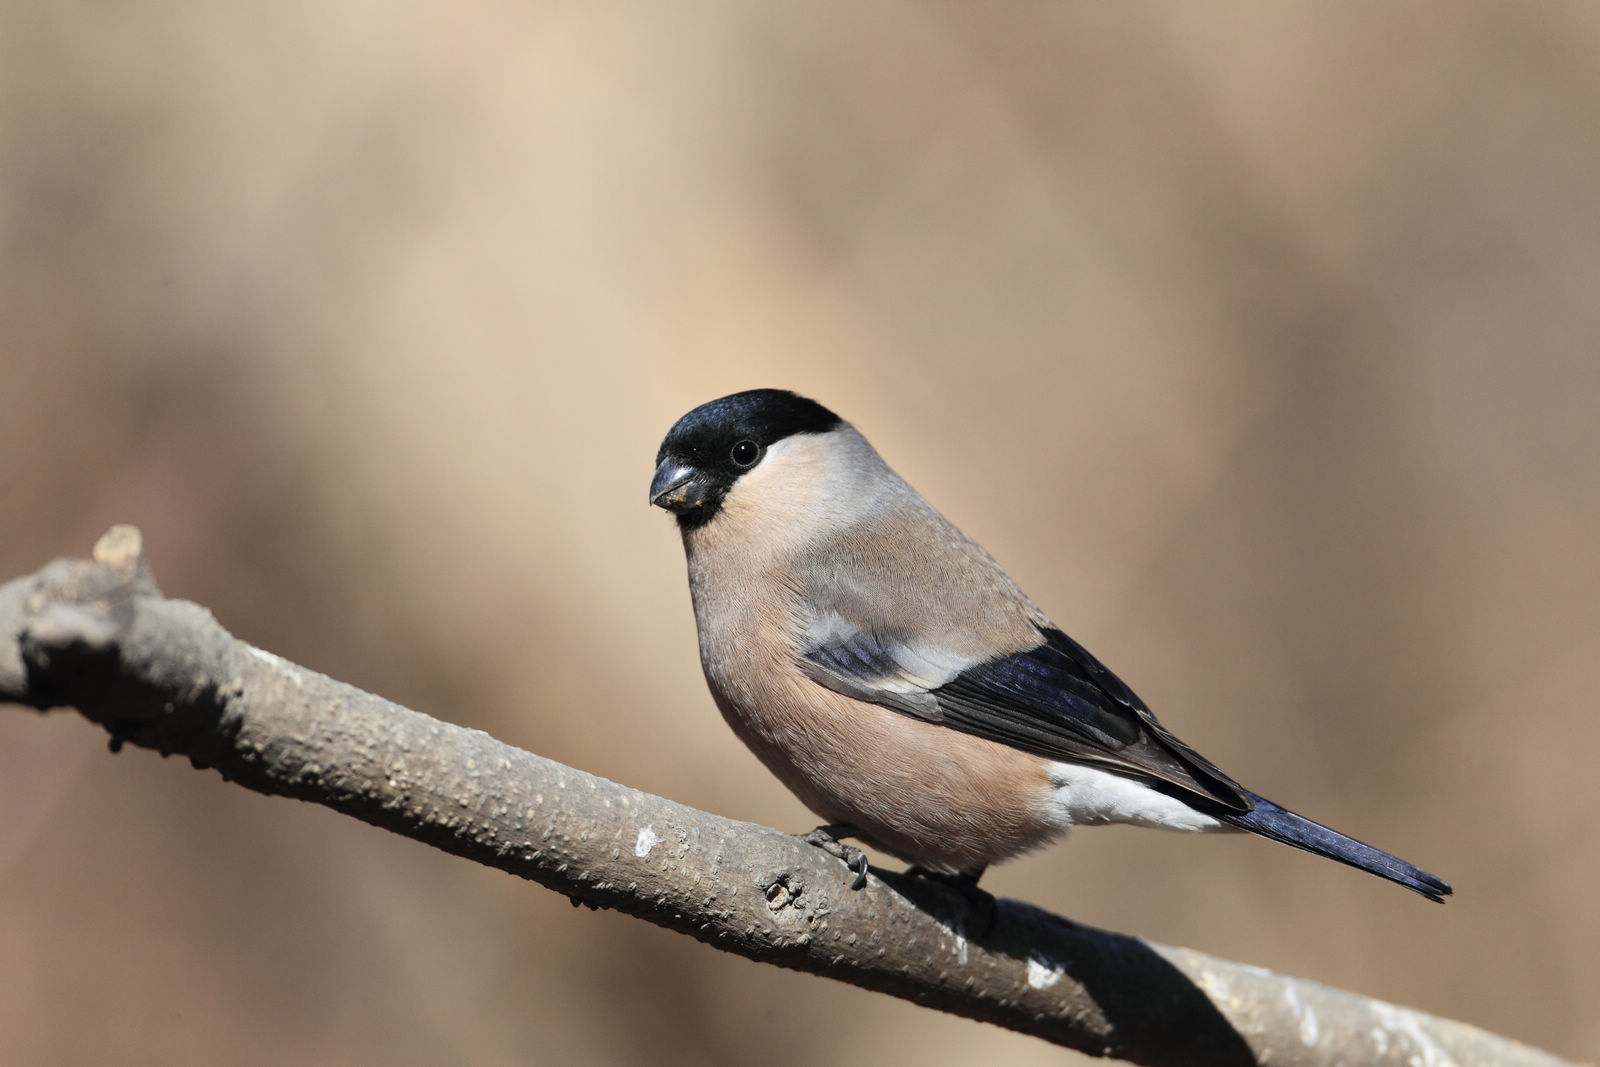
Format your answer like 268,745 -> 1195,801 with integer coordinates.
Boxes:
704,662 -> 1064,873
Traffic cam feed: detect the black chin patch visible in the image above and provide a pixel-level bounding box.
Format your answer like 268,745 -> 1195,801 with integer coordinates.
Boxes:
653,390 -> 844,530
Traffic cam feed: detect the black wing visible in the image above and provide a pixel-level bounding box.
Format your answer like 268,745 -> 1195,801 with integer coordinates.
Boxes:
803,624 -> 1252,814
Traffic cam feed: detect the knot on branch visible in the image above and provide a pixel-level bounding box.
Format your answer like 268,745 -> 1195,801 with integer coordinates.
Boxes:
1,526 -> 158,706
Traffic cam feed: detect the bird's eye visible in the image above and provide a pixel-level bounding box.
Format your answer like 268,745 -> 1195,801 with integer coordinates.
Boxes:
730,439 -> 761,468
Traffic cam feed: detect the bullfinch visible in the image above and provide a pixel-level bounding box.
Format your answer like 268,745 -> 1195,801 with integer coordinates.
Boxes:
650,388 -> 1451,901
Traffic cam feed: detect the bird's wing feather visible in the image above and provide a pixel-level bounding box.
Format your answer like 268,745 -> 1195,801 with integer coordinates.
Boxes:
796,558 -> 1252,813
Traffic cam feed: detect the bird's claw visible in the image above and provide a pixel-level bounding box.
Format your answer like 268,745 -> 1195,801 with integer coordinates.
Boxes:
804,824 -> 870,890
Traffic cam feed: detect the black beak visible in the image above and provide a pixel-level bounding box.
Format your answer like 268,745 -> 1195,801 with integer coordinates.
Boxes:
649,458 -> 708,513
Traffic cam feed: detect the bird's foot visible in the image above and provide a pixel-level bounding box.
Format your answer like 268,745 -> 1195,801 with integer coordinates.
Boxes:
803,824 -> 871,890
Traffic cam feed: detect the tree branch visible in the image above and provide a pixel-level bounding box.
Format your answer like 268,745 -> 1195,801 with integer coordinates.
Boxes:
0,527 -> 1573,1067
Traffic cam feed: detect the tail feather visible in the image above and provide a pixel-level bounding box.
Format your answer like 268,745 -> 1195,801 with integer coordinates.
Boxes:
1223,792 -> 1452,902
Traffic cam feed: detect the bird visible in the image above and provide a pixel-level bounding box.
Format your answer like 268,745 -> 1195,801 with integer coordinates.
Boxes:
649,388 -> 1451,902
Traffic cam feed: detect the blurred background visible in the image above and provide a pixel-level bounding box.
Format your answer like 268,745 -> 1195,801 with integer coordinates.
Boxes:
3,2 -> 1597,1063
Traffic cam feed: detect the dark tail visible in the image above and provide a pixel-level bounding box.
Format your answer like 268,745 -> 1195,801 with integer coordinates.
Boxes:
1222,792 -> 1452,902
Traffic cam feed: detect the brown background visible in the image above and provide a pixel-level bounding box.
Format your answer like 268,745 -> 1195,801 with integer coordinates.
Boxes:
3,3 -> 1597,1064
